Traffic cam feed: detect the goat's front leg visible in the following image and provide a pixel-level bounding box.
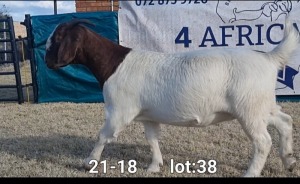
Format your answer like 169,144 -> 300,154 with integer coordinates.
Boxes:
84,111 -> 133,170
83,121 -> 117,170
143,121 -> 163,172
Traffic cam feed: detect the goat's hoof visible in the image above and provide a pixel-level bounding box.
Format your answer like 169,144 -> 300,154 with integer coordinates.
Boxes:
242,172 -> 259,177
147,164 -> 160,173
242,174 -> 258,177
288,162 -> 296,172
83,157 -> 96,171
284,157 -> 296,172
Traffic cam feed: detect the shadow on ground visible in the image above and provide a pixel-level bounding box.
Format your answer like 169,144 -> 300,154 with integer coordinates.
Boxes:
0,134 -> 150,170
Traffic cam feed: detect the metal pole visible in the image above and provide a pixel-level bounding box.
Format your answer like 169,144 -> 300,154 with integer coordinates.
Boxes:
54,0 -> 57,15
24,14 -> 38,103
111,0 -> 114,11
4,22 -> 7,61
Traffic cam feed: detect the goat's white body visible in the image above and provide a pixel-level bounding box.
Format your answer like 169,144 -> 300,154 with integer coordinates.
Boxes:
105,48 -> 278,127
95,47 -> 297,177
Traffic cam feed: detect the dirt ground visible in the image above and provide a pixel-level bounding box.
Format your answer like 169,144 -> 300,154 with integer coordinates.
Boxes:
0,62 -> 299,177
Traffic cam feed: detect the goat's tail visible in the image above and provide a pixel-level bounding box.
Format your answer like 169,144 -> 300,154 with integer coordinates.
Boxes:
268,16 -> 299,69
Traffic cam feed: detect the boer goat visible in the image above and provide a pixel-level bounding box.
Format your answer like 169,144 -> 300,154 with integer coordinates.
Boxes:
45,18 -> 299,177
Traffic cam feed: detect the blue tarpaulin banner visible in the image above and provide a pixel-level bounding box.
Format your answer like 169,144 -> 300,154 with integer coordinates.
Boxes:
31,11 -> 118,103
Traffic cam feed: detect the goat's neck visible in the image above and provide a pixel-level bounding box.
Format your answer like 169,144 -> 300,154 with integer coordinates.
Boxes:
82,34 -> 131,89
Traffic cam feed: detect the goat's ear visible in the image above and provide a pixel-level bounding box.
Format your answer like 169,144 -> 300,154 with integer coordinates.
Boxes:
57,34 -> 78,65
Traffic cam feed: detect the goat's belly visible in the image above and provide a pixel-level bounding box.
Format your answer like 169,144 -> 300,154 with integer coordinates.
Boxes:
135,112 -> 235,127
159,119 -> 207,127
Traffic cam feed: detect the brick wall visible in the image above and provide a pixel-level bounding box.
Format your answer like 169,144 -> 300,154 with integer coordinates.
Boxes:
76,0 -> 119,12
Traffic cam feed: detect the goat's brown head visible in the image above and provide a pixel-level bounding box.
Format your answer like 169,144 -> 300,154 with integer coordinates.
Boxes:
44,19 -> 94,69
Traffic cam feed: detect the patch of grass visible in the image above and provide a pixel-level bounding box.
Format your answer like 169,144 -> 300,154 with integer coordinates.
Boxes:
0,102 -> 299,177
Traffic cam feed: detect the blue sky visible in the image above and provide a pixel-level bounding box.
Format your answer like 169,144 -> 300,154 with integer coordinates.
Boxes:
1,1 -> 76,22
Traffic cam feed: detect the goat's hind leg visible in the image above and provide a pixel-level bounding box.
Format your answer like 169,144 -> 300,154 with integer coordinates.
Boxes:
268,106 -> 296,171
239,118 -> 272,177
143,121 -> 163,172
83,110 -> 136,170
